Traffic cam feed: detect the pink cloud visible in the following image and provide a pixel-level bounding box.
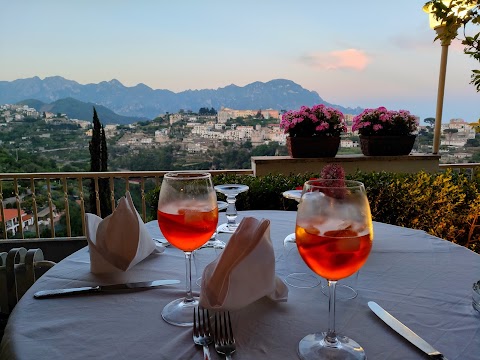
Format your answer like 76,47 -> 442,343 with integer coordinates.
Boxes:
301,49 -> 371,71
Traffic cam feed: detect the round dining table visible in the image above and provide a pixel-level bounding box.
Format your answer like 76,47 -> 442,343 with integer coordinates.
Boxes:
1,210 -> 479,360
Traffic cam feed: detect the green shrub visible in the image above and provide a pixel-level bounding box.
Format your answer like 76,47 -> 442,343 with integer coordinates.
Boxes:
145,170 -> 480,253
211,173 -> 318,211
353,170 -> 480,252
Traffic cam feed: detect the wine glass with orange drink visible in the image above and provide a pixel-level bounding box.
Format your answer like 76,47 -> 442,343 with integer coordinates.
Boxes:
295,179 -> 373,360
157,172 -> 218,326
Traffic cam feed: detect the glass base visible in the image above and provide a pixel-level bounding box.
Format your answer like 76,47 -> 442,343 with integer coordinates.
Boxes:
298,333 -> 366,360
285,272 -> 321,289
161,297 -> 198,327
283,233 -> 320,289
200,237 -> 226,250
321,283 -> 358,300
194,240 -> 225,287
217,222 -> 239,234
284,232 -> 296,243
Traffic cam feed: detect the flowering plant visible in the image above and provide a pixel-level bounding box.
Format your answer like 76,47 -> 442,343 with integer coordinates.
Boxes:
280,104 -> 347,137
352,107 -> 418,136
295,164 -> 347,198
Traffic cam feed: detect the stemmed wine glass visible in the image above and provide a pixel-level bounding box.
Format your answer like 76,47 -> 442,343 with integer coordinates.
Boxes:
200,200 -> 228,250
283,190 -> 357,298
214,184 -> 249,234
157,172 -> 218,326
282,190 -> 321,288
295,179 -> 373,359
194,200 -> 228,287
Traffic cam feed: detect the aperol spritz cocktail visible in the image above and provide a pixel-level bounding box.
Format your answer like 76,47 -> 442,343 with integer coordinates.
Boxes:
157,172 -> 218,327
296,179 -> 373,360
295,221 -> 372,281
157,201 -> 218,251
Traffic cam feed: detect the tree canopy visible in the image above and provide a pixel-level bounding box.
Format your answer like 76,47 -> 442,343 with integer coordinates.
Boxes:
426,0 -> 480,91
198,107 -> 217,116
424,117 -> 436,127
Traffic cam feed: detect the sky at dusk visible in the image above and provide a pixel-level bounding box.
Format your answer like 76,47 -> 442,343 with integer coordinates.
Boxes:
1,0 -> 479,122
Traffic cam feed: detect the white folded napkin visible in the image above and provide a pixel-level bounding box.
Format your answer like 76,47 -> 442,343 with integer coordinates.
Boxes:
85,192 -> 159,274
199,217 -> 288,310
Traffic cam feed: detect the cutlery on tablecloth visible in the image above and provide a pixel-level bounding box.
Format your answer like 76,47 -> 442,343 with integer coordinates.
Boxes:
214,311 -> 236,359
368,301 -> 448,360
193,306 -> 213,360
33,279 -> 180,299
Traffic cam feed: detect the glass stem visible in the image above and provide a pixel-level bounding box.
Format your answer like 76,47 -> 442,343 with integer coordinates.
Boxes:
325,280 -> 339,346
184,251 -> 194,303
226,195 -> 237,226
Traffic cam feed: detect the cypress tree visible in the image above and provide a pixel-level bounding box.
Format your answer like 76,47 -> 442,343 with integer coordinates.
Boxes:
99,125 -> 111,216
88,107 -> 111,217
100,126 -> 108,172
89,108 -> 101,173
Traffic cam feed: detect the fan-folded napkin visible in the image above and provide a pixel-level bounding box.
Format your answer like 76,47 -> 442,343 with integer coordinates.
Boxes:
200,217 -> 288,310
85,192 -> 159,274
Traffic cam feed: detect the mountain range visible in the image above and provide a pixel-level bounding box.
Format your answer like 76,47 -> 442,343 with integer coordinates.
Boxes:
0,76 -> 363,123
16,97 -> 145,125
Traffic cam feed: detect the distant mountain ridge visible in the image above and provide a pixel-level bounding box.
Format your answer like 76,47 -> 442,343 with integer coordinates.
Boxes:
16,98 -> 144,125
0,76 -> 363,120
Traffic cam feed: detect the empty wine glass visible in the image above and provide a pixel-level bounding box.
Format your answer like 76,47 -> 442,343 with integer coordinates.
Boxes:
282,190 -> 321,288
194,200 -> 228,287
283,189 -> 358,299
215,184 -> 249,234
296,179 -> 374,359
200,200 -> 228,250
157,172 -> 218,326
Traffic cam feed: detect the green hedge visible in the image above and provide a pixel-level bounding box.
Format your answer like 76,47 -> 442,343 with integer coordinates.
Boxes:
352,170 -> 479,253
146,170 -> 480,253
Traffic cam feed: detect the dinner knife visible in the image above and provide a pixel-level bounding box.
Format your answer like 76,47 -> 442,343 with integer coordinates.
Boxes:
368,301 -> 448,360
34,279 -> 180,299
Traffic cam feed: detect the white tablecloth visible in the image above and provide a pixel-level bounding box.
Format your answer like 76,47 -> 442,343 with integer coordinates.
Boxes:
1,210 -> 479,359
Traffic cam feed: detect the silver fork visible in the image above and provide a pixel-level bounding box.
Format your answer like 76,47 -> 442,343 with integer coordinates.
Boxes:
214,311 -> 236,359
193,306 -> 213,360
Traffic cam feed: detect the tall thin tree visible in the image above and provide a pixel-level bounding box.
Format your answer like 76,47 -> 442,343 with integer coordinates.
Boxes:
99,125 -> 111,216
89,107 -> 111,217
89,108 -> 101,173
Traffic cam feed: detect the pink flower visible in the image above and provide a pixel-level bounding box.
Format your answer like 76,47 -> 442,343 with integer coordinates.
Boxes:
352,106 -> 418,136
280,104 -> 346,137
315,122 -> 330,132
379,114 -> 390,122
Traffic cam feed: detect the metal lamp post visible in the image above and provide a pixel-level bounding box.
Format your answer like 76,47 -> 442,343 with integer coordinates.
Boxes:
423,1 -> 474,154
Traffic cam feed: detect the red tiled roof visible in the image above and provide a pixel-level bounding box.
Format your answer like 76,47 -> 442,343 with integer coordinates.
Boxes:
0,209 -> 26,222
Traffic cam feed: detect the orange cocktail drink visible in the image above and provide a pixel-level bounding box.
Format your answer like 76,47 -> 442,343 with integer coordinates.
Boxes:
296,219 -> 372,281
157,200 -> 218,251
294,176 -> 374,359
157,172 -> 218,327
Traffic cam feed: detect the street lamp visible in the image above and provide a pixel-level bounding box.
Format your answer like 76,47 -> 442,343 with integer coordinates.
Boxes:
423,1 -> 474,154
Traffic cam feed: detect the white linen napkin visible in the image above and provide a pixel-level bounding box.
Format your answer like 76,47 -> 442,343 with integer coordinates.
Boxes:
85,192 -> 159,274
199,217 -> 288,310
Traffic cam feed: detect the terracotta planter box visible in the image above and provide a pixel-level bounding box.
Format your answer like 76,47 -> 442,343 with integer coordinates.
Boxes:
359,135 -> 416,156
286,136 -> 340,158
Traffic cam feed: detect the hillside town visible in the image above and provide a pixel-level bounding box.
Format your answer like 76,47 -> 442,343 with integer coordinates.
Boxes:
0,103 -> 478,164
